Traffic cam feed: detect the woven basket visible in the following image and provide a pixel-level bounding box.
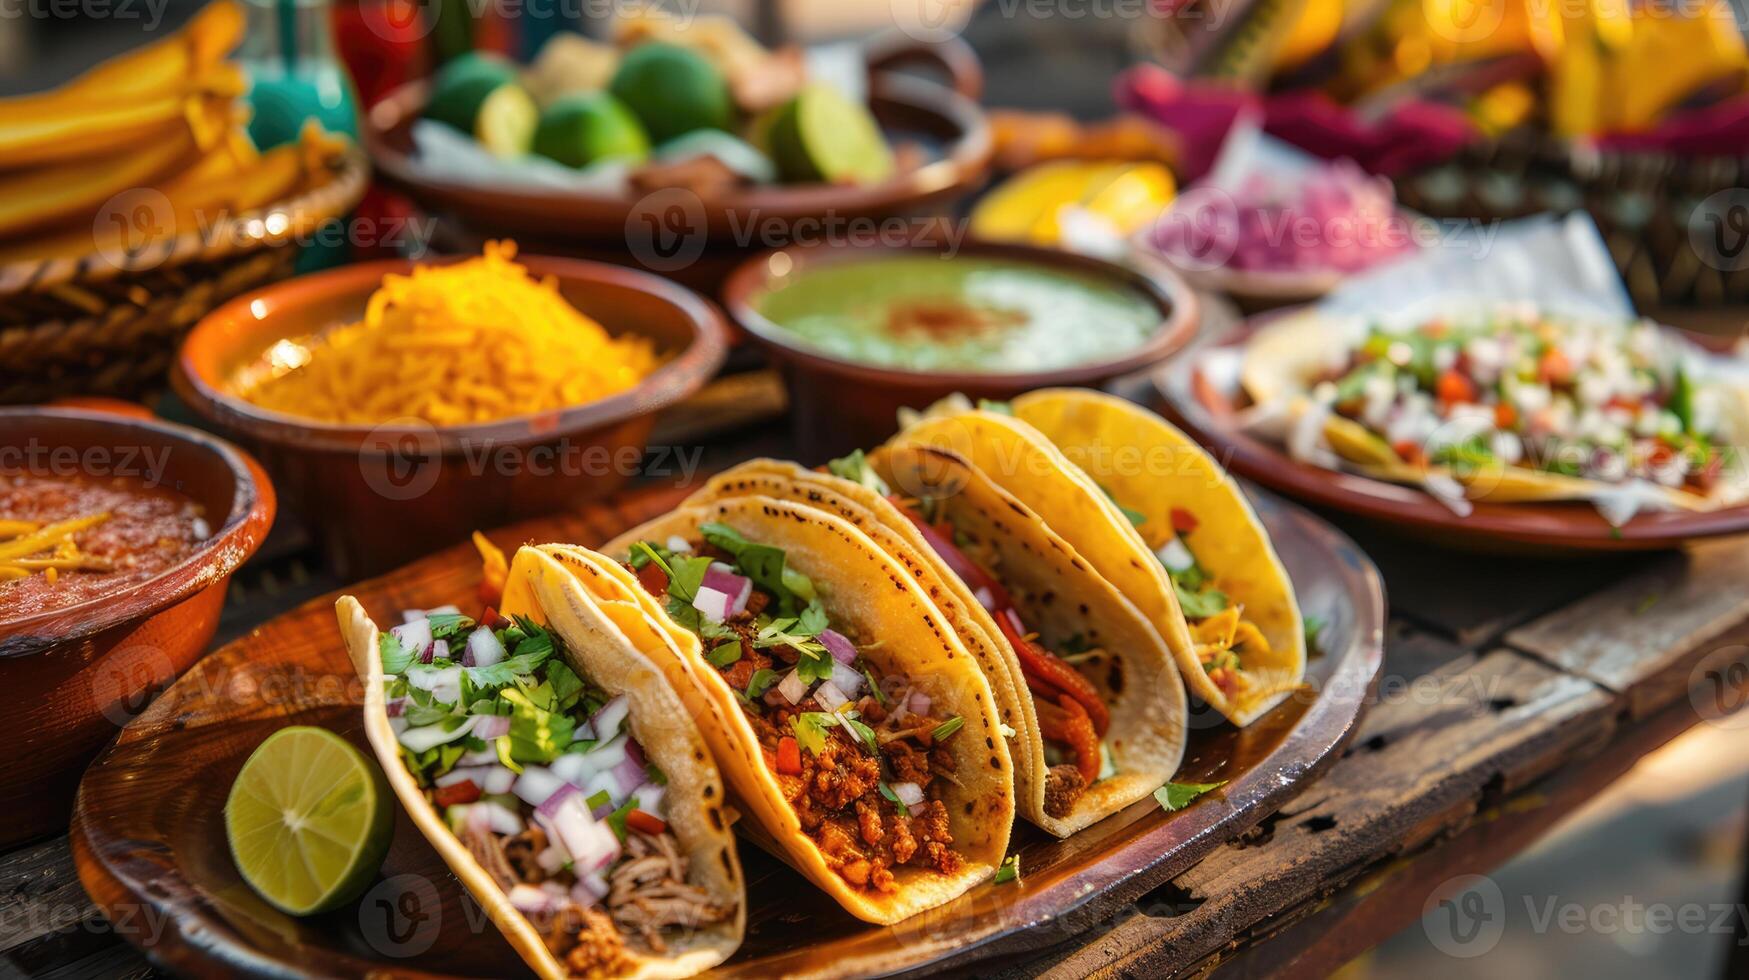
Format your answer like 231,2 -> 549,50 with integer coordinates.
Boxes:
0,147 -> 370,405
1392,131 -> 1749,310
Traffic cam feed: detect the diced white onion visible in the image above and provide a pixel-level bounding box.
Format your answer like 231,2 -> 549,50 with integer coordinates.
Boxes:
829,660 -> 865,697
473,715 -> 510,740
814,681 -> 850,712
891,781 -> 925,807
397,716 -> 477,753
512,766 -> 566,807
665,535 -> 693,553
776,670 -> 810,705
481,767 -> 516,795
467,627 -> 505,669
536,846 -> 566,875
391,619 -> 432,664
692,586 -> 732,623
588,696 -> 630,744
476,800 -> 523,835
509,883 -> 551,913
436,765 -> 489,788
1155,537 -> 1195,573
701,567 -> 753,616
549,751 -> 591,786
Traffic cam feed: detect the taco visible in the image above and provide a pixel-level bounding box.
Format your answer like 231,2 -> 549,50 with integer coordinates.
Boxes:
1238,307 -> 1749,521
1008,389 -> 1306,725
336,544 -> 744,979
683,455 -> 1188,835
582,496 -> 1014,924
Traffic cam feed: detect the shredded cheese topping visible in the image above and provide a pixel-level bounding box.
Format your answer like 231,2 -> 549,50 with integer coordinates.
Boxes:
0,513 -> 113,582
243,241 -> 663,426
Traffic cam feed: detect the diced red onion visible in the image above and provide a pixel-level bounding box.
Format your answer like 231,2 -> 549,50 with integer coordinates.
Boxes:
548,795 -> 618,871
512,766 -> 565,808
536,781 -> 582,819
432,639 -> 451,664
473,715 -> 510,740
389,716 -> 409,736
828,660 -> 865,698
550,751 -> 590,786
570,880 -> 600,908
587,696 -> 629,744
456,747 -> 499,767
635,784 -> 665,818
815,680 -> 850,712
701,567 -> 752,616
571,722 -> 596,742
392,619 -> 432,663
819,628 -> 857,664
891,781 -> 925,807
467,627 -> 505,669
536,846 -> 566,875
692,585 -> 732,623
509,883 -> 551,913
401,610 -> 424,624
623,737 -> 646,768
579,871 -> 611,901
385,697 -> 407,717
908,691 -> 932,717
610,754 -> 646,798
540,881 -> 568,898
476,801 -> 524,835
972,586 -> 996,611
1155,537 -> 1194,573
776,669 -> 810,705
909,802 -> 929,817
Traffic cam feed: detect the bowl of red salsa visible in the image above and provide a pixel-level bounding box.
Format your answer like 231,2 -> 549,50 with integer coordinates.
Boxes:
0,408 -> 275,845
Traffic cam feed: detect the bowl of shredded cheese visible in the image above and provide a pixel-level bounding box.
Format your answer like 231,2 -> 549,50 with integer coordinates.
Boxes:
175,243 -> 728,576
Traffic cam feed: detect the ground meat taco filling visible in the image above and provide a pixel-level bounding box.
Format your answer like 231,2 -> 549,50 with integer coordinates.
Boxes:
382,607 -> 733,976
824,449 -> 1112,819
623,525 -> 968,893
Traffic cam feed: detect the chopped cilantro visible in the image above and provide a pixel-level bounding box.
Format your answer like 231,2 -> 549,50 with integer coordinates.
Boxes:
1173,578 -> 1230,620
842,713 -> 880,755
544,660 -> 586,711
745,668 -> 780,702
379,631 -> 416,675
585,789 -> 611,811
1155,780 -> 1226,812
426,613 -> 474,639
791,712 -> 834,755
825,449 -> 891,495
994,854 -> 1021,884
863,668 -> 887,706
877,780 -> 909,814
977,399 -> 1013,415
706,639 -> 742,667
1303,615 -> 1326,654
606,796 -> 640,842
500,687 -> 574,765
644,763 -> 668,786
930,716 -> 964,741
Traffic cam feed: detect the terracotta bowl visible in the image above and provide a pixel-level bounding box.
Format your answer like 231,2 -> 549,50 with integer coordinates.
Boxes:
722,240 -> 1201,458
360,35 -> 993,287
174,256 -> 728,578
0,408 -> 274,845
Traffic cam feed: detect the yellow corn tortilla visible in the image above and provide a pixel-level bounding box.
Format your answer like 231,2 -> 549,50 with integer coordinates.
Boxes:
1011,388 -> 1306,725
335,545 -> 744,979
584,496 -> 1016,925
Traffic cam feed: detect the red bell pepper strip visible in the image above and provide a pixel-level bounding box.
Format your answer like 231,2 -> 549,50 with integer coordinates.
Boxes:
891,500 -> 1017,612
625,809 -> 668,836
994,608 -> 1110,737
432,780 -> 481,807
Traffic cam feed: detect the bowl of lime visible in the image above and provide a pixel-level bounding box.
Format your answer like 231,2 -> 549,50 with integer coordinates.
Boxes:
362,16 -> 992,285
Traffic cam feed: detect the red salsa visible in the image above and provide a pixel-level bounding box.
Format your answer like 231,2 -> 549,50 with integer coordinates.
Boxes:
0,470 -> 209,618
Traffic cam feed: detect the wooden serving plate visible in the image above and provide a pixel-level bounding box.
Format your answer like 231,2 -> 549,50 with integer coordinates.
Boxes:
1155,318 -> 1749,554
71,480 -> 1383,978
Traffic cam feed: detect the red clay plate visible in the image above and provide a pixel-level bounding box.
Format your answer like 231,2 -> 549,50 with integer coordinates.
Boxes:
1154,318 -> 1749,554
71,480 -> 1382,978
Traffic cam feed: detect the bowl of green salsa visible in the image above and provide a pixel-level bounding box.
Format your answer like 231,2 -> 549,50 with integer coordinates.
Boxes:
725,241 -> 1197,455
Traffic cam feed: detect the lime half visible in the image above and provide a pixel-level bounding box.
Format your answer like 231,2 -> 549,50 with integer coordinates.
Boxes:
225,726 -> 394,916
476,83 -> 539,158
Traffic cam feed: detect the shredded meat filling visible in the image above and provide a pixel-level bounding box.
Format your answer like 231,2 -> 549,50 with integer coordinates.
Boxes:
1043,764 -> 1087,819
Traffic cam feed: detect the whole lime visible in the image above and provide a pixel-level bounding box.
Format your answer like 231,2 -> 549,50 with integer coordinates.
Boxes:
608,43 -> 733,144
532,92 -> 652,168
425,52 -> 520,135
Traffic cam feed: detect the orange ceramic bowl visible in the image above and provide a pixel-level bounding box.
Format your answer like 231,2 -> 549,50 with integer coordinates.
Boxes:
174,255 -> 728,578
0,407 -> 274,845
723,240 -> 1201,458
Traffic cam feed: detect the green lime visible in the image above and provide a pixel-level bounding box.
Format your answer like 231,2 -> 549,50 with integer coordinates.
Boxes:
767,83 -> 896,185
475,83 -> 539,157
425,52 -> 519,134
225,726 -> 394,916
608,42 -> 733,144
532,92 -> 651,168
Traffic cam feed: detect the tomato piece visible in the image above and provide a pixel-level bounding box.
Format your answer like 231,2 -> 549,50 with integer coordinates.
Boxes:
1539,347 -> 1573,385
994,609 -> 1110,736
1494,402 -> 1517,429
1169,508 -> 1199,534
775,736 -> 802,775
1436,369 -> 1478,405
478,606 -> 507,630
432,780 -> 481,807
625,809 -> 668,836
633,560 -> 669,598
1392,440 -> 1426,466
1057,695 -> 1102,784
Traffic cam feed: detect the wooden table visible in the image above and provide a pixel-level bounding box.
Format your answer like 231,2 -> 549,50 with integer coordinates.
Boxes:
5,390 -> 1748,979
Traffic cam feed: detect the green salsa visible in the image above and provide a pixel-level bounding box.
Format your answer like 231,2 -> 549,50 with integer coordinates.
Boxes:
753,256 -> 1161,373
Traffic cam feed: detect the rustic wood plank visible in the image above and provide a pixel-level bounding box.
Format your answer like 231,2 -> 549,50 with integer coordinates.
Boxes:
1022,649 -> 1615,979
1505,536 -> 1749,717
0,840 -> 101,955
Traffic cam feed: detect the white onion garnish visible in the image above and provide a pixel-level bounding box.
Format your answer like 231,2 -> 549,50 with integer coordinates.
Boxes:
829,660 -> 865,698
665,535 -> 694,553
431,639 -> 450,663
814,680 -> 850,712
692,586 -> 732,623
509,884 -> 551,913
588,697 -> 630,744
701,567 -> 753,616
466,627 -> 505,669
391,618 -> 433,663
535,781 -> 581,819
1155,536 -> 1194,573
481,766 -> 516,795
397,716 -> 476,752
891,781 -> 925,807
473,714 -> 510,740
512,766 -> 566,807
818,628 -> 857,664
435,765 -> 490,788
776,669 -> 810,705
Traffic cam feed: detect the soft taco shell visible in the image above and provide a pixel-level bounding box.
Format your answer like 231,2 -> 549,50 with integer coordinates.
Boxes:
678,462 -> 1048,832
869,444 -> 1187,834
335,545 -> 744,979
594,496 -> 1016,924
1012,388 -> 1306,725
